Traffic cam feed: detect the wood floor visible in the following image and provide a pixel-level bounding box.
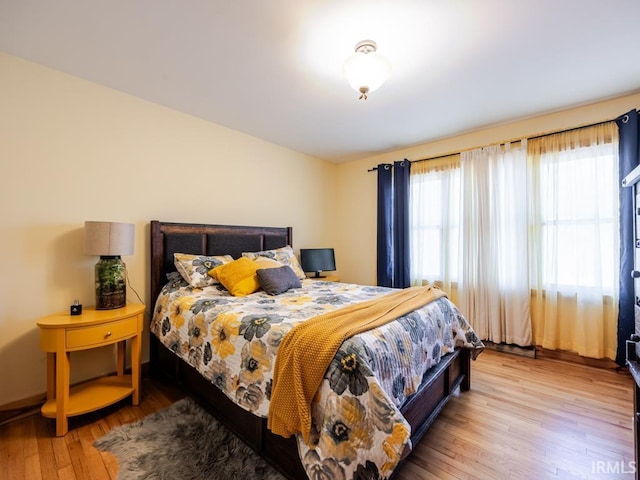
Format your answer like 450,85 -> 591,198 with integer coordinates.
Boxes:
0,349 -> 634,480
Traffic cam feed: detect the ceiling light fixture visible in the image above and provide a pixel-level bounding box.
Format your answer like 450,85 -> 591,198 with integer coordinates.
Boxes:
343,40 -> 391,100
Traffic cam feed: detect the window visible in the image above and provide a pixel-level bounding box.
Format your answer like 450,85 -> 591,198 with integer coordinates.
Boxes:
409,155 -> 460,286
410,133 -> 618,295
535,146 -> 617,292
409,123 -> 620,357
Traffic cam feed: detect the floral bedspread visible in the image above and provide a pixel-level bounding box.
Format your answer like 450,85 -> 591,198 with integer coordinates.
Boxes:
151,274 -> 483,480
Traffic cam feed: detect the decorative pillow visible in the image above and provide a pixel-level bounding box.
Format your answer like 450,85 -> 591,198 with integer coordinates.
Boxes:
209,257 -> 261,297
174,253 -> 233,288
242,245 -> 306,280
257,265 -> 302,295
252,256 -> 284,269
166,271 -> 185,283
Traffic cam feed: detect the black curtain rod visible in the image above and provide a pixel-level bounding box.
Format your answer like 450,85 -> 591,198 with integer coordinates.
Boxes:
367,114 -> 626,172
366,159 -> 413,172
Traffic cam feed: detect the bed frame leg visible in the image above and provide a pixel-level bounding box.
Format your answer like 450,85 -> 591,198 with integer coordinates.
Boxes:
461,349 -> 471,391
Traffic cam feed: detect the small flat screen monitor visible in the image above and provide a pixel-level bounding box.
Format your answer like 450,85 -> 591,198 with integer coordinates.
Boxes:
300,248 -> 336,278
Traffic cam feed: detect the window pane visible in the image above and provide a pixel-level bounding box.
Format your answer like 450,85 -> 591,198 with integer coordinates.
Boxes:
410,165 -> 459,283
411,227 -> 441,277
538,145 -> 616,292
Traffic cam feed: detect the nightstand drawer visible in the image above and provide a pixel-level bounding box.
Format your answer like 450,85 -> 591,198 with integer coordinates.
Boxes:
66,317 -> 137,349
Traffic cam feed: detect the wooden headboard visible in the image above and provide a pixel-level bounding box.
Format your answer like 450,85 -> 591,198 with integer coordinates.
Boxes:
150,220 -> 293,306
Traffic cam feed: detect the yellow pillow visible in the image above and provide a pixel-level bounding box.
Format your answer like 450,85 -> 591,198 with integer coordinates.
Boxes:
252,257 -> 283,270
209,257 -> 261,297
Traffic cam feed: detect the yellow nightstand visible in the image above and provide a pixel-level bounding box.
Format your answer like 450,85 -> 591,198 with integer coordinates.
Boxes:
307,275 -> 340,282
37,303 -> 144,436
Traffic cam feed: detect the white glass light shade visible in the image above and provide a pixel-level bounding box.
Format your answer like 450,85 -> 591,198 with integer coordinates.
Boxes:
343,41 -> 391,97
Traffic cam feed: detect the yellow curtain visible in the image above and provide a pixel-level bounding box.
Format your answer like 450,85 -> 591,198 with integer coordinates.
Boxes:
528,123 -> 619,359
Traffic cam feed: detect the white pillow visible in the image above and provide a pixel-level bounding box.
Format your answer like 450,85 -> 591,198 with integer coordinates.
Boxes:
174,253 -> 233,288
241,245 -> 306,280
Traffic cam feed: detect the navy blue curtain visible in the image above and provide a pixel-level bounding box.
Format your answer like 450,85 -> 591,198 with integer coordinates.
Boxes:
393,160 -> 411,288
377,163 -> 393,287
376,161 -> 411,288
616,109 -> 640,365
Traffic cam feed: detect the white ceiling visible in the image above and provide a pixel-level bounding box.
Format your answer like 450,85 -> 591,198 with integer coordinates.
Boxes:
1,0 -> 639,163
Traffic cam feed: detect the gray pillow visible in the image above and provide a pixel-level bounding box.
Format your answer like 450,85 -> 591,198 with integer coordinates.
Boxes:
257,265 -> 302,295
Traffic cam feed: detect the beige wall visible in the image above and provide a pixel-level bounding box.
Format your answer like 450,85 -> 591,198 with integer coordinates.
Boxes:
0,53 -> 338,406
334,92 -> 640,287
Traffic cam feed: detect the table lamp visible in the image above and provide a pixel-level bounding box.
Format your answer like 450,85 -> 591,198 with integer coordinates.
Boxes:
300,248 -> 336,278
84,221 -> 134,310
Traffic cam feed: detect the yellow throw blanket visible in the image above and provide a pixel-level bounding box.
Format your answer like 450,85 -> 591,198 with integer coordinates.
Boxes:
267,284 -> 447,443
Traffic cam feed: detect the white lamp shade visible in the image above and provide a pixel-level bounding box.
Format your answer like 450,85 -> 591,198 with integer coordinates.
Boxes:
84,221 -> 135,256
343,49 -> 391,94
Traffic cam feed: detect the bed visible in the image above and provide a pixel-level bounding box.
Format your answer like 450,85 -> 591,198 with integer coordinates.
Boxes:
149,220 -> 483,479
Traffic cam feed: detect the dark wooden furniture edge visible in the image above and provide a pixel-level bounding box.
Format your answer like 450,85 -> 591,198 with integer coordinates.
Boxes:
148,220 -> 472,480
626,339 -> 640,480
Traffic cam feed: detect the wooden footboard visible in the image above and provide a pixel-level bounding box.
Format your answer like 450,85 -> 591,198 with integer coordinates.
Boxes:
151,333 -> 470,480
402,348 -> 470,448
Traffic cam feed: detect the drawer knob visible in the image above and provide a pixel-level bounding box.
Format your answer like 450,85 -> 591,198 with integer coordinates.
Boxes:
105,331 -> 112,337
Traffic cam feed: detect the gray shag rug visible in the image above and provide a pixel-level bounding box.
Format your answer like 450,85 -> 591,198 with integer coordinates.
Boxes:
94,397 -> 286,480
